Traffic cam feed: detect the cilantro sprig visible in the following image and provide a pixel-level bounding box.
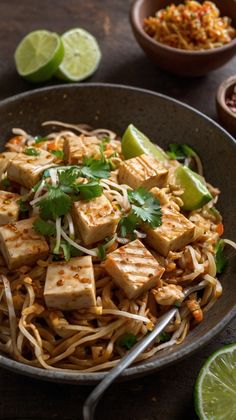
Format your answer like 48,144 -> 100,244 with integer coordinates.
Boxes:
34,135 -> 49,144
117,333 -> 137,350
34,166 -> 104,222
119,187 -> 162,238
33,219 -> 56,236
24,147 -> 40,156
166,144 -> 196,162
215,239 -> 228,274
81,157 -> 110,179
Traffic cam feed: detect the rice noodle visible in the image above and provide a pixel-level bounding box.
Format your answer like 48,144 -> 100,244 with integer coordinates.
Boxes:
0,122 -> 233,374
61,228 -> 98,257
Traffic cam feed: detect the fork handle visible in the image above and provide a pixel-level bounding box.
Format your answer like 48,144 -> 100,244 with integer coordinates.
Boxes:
83,307 -> 177,420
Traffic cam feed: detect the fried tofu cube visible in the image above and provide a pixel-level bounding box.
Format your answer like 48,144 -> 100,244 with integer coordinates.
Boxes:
44,256 -> 96,310
7,149 -> 55,189
64,135 -> 101,164
0,190 -> 20,225
72,195 -> 119,245
118,154 -> 168,190
0,152 -> 17,178
104,239 -> 165,299
144,206 -> 195,257
0,217 -> 49,269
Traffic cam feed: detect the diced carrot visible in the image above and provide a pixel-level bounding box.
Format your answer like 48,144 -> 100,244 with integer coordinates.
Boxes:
216,223 -> 224,236
9,136 -> 23,145
47,142 -> 58,151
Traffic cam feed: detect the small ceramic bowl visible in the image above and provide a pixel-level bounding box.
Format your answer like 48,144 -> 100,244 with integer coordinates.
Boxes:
216,75 -> 236,136
130,0 -> 236,77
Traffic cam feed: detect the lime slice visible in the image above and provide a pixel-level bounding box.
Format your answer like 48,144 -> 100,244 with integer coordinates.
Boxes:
195,343 -> 236,420
121,124 -> 167,161
174,165 -> 212,211
14,30 -> 64,83
56,28 -> 101,82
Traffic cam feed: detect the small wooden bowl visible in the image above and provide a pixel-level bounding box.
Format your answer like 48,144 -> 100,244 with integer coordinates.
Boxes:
216,75 -> 236,136
130,0 -> 236,77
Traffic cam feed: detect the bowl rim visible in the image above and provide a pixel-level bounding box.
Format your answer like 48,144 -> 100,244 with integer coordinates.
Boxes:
216,74 -> 236,119
130,0 -> 236,56
0,82 -> 235,384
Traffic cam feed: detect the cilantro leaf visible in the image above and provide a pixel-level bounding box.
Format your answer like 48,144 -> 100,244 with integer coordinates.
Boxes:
119,188 -> 162,237
51,150 -> 64,160
17,199 -> 30,214
37,186 -> 72,220
215,239 -> 228,274
34,136 -> 49,144
75,180 -> 103,200
24,148 -> 40,156
97,244 -> 106,260
132,197 -> 162,229
117,333 -> 137,350
119,212 -> 139,238
157,332 -> 171,343
58,167 -> 80,187
1,177 -> 10,189
128,187 -> 151,206
81,158 -> 110,179
166,144 -> 196,162
33,219 -> 56,236
128,188 -> 162,229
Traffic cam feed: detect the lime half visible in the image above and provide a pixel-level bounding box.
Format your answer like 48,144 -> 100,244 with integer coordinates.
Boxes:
14,30 -> 64,83
195,343 -> 236,420
56,28 -> 101,82
121,124 -> 167,161
174,165 -> 212,211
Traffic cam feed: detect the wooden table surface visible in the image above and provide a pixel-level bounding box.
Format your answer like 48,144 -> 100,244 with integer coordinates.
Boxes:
0,1 -> 235,419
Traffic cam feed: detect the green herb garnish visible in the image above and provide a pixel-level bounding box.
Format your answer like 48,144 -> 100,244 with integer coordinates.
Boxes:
117,333 -> 137,350
97,244 -> 106,261
37,186 -> 72,220
17,199 -> 30,214
166,144 -> 196,162
24,148 -> 40,156
75,180 -> 103,200
81,157 -> 110,179
119,213 -> 138,238
33,218 -> 56,236
51,150 -> 64,160
34,136 -> 49,144
1,177 -> 10,189
158,332 -> 171,343
215,239 -> 228,274
119,188 -> 162,238
128,188 -> 162,229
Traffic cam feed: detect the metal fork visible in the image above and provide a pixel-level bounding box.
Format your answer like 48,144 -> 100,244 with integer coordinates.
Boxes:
83,282 -> 205,420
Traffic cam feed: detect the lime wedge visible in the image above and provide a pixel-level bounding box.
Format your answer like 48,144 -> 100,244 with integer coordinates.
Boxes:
194,343 -> 236,420
14,30 -> 64,83
56,28 -> 101,82
121,124 -> 168,161
174,165 -> 212,211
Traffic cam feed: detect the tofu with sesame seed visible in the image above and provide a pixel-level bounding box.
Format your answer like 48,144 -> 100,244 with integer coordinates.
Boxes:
72,195 -> 119,245
7,149 -> 56,189
118,154 -> 168,190
44,256 -> 96,310
0,190 -> 20,225
64,135 -> 101,164
144,206 -> 195,257
104,239 -> 164,299
0,217 -> 49,269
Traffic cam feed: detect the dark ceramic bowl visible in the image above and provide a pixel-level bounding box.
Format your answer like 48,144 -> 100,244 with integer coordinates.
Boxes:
130,0 -> 236,76
0,83 -> 235,384
216,75 -> 236,136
